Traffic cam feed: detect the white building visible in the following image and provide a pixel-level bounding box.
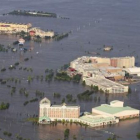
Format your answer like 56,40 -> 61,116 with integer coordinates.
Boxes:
92,100 -> 140,119
78,114 -> 119,127
83,76 -> 128,93
124,67 -> 140,76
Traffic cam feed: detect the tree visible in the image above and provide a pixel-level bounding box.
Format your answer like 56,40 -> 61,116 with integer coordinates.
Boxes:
64,129 -> 70,139
137,132 -> 140,139
125,72 -> 130,79
107,135 -> 117,140
88,59 -> 92,63
128,87 -> 132,94
91,84 -> 93,90
82,80 -> 86,86
105,97 -> 108,104
98,97 -> 100,102
70,119 -> 73,125
73,135 -> 77,140
61,98 -> 65,103
27,76 -> 32,83
107,138 -> 112,140
94,97 -> 97,102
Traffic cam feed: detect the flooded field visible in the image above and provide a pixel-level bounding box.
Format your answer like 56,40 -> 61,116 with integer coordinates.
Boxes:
0,0 -> 140,140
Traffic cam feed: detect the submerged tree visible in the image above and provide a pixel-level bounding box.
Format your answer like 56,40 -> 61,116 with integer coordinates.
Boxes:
137,132 -> 140,139
64,129 -> 70,140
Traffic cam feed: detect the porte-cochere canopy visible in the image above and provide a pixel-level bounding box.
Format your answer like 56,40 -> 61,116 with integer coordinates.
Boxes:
39,116 -> 51,122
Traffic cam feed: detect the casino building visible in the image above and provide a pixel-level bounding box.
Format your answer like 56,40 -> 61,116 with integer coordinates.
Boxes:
39,97 -> 80,124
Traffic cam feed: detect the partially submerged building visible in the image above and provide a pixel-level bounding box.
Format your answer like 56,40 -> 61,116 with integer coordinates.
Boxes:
39,97 -> 80,124
39,98 -> 139,127
83,76 -> 128,93
29,27 -> 54,38
0,21 -> 54,38
92,100 -> 140,119
78,114 -> 119,127
70,56 -> 137,93
0,22 -> 32,33
124,67 -> 140,77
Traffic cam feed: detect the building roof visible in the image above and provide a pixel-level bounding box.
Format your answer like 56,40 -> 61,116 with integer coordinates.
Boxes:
110,100 -> 123,104
85,77 -> 127,88
0,22 -> 31,25
79,114 -> 115,123
124,67 -> 140,74
40,97 -> 51,104
94,104 -> 138,114
51,104 -> 79,108
39,116 -> 51,121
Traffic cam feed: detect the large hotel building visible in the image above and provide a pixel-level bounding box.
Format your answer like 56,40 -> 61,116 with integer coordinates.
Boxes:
39,97 -> 80,123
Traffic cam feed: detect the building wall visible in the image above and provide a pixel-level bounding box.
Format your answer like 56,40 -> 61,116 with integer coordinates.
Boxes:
114,75 -> 124,81
107,68 -> 122,73
92,108 -> 140,119
95,57 -> 111,65
110,59 -> 118,67
0,22 -> 32,33
110,101 -> 124,107
39,104 -> 80,121
29,28 -> 54,37
110,57 -> 135,68
84,77 -> 128,93
115,110 -> 140,119
78,116 -> 119,127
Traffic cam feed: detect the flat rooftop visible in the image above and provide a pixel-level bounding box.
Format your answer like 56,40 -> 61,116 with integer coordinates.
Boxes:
51,105 -> 79,108
79,114 -> 115,123
85,77 -> 127,88
93,104 -> 138,114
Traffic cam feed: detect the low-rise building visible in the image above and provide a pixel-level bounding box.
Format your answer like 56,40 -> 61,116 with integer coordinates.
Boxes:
29,27 -> 54,37
124,67 -> 140,76
83,76 -> 128,93
78,114 -> 119,127
70,56 -> 136,93
99,67 -> 125,81
0,22 -> 32,33
92,100 -> 140,119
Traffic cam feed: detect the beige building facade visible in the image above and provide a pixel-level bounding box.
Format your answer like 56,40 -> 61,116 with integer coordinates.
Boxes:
0,22 -> 32,33
29,27 -> 54,37
83,76 -> 128,93
39,97 -> 80,123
